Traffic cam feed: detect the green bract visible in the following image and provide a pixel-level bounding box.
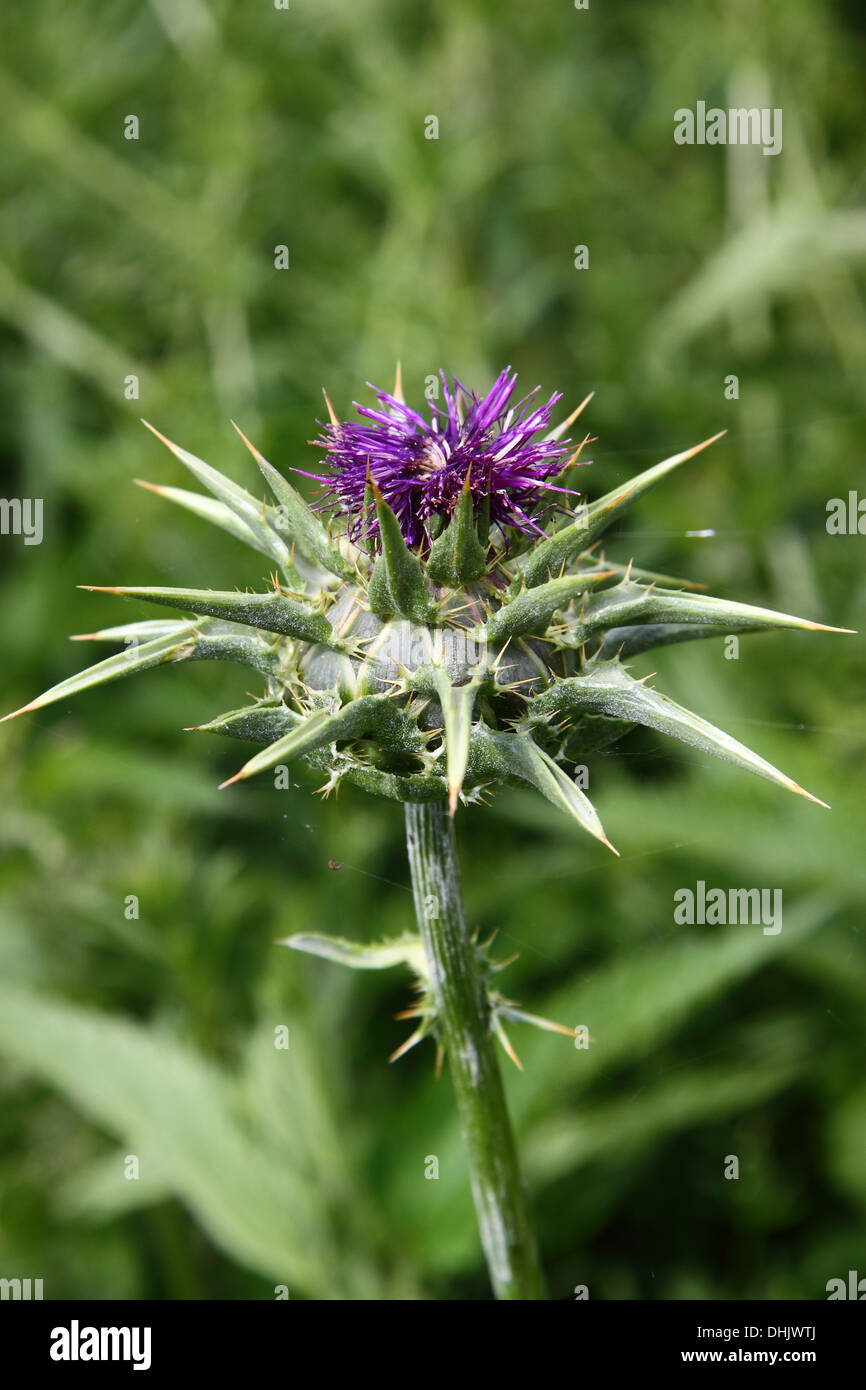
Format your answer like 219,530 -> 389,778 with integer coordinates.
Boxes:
4,406 -> 849,853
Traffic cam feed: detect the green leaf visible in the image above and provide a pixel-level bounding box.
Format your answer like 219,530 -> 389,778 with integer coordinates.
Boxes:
528,661 -> 828,806
598,621 -> 727,659
596,618 -> 808,659
368,484 -> 439,623
141,421 -> 302,585
525,1056 -> 801,1186
828,1084 -> 866,1215
470,724 -> 617,851
2,630 -> 198,720
134,479 -> 275,560
190,700 -> 302,744
484,568 -> 617,644
232,422 -> 354,579
280,931 -> 427,976
532,896 -> 829,1101
0,987 -> 335,1293
518,431 -> 725,587
81,584 -> 336,646
220,694 -> 402,787
576,555 -> 704,592
59,1149 -> 172,1220
571,579 -> 852,647
2,621 -> 279,722
433,668 -> 481,815
426,479 -> 487,587
71,618 -> 197,643
188,629 -> 280,678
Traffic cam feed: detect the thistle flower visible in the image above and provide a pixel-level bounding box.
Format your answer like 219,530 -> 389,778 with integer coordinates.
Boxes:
4,367 -> 851,1301
311,366 -> 584,548
4,368 -> 847,841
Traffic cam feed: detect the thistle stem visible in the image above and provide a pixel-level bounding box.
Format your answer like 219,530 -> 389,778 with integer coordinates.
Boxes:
404,801 -> 545,1300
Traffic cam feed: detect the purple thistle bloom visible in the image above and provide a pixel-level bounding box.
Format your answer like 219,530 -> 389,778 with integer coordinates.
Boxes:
309,368 -> 586,550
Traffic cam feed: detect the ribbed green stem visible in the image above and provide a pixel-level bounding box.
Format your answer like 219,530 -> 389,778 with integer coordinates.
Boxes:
404,801 -> 546,1300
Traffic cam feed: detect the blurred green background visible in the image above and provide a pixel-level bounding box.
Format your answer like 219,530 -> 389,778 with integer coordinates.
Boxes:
1,0 -> 865,1301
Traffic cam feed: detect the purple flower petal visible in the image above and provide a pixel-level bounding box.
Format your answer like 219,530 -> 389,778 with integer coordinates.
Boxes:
310,368 -> 583,550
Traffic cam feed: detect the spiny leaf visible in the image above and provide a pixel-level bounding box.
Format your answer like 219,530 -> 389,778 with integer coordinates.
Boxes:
426,476 -> 487,587
568,579 -> 853,647
134,479 -> 275,560
279,931 -> 427,976
470,724 -> 617,852
508,553 -> 700,599
189,701 -> 303,744
2,621 -> 280,723
141,421 -> 302,586
1,630 -> 198,721
519,431 -> 725,587
368,483 -> 439,624
484,568 -> 617,644
232,422 -> 353,580
597,621 -> 785,660
80,585 -> 336,647
220,694 -> 401,788
71,618 -> 197,643
527,662 -> 829,807
576,555 -> 705,592
186,630 -> 280,679
433,668 -> 481,816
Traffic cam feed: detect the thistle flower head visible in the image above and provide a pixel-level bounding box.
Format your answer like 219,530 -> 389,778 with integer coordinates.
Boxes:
4,369 -> 851,1071
5,371 -> 848,856
312,367 -> 578,549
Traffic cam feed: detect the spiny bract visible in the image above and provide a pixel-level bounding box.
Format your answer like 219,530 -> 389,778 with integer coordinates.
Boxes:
4,368 -> 849,854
